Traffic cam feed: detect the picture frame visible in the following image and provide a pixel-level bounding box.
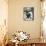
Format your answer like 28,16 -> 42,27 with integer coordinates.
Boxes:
23,7 -> 34,21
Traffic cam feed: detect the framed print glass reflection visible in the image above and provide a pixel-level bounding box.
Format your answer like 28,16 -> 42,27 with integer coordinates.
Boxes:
23,7 -> 34,21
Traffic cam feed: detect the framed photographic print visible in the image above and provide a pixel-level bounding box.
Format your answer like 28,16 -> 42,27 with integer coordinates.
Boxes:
23,7 -> 34,21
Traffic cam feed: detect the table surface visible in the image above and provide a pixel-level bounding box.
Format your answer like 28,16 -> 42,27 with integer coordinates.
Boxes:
18,38 -> 46,44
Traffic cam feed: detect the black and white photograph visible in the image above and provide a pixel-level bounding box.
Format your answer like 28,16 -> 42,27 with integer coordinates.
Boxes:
23,7 -> 34,21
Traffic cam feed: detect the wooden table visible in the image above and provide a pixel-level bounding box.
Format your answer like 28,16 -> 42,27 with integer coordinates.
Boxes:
5,41 -> 15,46
18,38 -> 46,46
5,38 -> 46,46
18,43 -> 46,46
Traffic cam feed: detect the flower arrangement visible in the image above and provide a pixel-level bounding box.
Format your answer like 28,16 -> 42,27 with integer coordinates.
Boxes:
17,31 -> 30,41
10,31 -> 30,42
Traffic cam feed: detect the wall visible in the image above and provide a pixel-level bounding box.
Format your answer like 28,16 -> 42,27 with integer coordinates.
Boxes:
8,0 -> 41,39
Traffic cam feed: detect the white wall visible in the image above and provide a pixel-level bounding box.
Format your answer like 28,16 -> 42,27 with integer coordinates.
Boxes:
8,0 -> 41,39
